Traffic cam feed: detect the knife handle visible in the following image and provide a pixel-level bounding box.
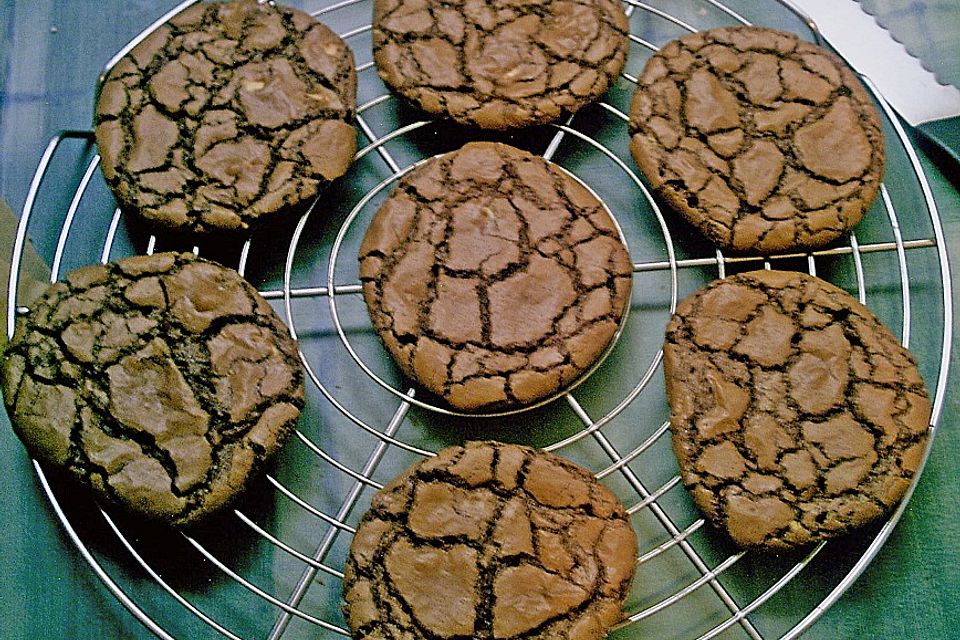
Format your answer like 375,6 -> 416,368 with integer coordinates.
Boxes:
916,116 -> 960,169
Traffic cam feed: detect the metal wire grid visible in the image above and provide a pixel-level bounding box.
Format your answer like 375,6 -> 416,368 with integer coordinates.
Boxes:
5,0 -> 952,638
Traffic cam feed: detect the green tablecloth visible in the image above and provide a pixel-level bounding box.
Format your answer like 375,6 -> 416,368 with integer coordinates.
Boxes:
0,1 -> 957,638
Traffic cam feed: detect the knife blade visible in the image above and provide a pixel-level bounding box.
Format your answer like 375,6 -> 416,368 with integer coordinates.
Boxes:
787,0 -> 960,164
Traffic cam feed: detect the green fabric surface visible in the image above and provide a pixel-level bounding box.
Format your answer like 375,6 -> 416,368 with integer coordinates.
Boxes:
919,117 -> 960,166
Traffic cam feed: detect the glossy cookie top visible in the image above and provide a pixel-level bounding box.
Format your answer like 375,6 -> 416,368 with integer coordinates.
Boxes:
95,0 -> 357,235
663,270 -> 930,549
630,26 -> 885,253
343,441 -> 638,639
1,252 -> 304,526
373,0 -> 629,129
358,142 -> 632,412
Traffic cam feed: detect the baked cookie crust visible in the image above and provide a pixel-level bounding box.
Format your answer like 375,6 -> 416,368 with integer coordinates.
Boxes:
373,0 -> 629,129
95,0 -> 357,235
358,142 -> 633,412
343,441 -> 638,639
630,26 -> 885,253
663,270 -> 930,549
1,252 -> 304,527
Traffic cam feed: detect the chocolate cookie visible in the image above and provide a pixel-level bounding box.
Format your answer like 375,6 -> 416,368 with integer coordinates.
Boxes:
663,270 -> 931,549
95,0 -> 357,235
629,26 -> 885,253
343,441 -> 638,639
358,142 -> 633,412
373,0 -> 629,129
1,252 -> 304,527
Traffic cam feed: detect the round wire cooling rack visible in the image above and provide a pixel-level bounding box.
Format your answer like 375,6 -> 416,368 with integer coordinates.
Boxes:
5,0 -> 953,639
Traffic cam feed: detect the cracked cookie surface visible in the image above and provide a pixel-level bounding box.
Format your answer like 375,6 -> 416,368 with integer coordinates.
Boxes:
1,252 -> 304,527
358,142 -> 633,412
343,441 -> 638,639
629,26 -> 885,253
663,270 -> 930,549
95,0 -> 357,235
373,0 -> 629,129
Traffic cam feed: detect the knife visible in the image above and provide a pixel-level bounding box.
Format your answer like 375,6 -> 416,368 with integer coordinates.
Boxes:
787,0 -> 960,165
